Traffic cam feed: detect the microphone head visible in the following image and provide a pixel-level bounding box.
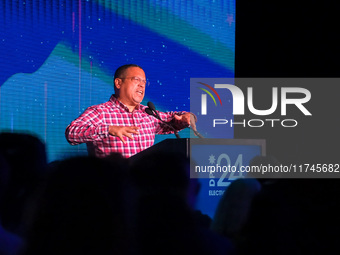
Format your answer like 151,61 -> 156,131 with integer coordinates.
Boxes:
145,108 -> 155,116
147,101 -> 156,111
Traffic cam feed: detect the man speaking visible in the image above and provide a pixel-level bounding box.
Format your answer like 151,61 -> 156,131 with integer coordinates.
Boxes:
65,64 -> 193,158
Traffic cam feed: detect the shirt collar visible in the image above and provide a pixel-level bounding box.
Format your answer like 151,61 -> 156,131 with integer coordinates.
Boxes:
109,94 -> 142,112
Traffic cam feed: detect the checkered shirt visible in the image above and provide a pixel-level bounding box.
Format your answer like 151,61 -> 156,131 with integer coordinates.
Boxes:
65,95 -> 188,158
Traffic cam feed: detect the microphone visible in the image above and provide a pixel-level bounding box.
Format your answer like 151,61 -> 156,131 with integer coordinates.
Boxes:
145,101 -> 181,139
145,108 -> 155,116
147,101 -> 163,121
147,101 -> 156,112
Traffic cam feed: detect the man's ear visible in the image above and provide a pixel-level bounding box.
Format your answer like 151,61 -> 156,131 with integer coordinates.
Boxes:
114,78 -> 121,90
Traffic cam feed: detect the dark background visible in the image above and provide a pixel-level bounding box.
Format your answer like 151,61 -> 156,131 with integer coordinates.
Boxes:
235,1 -> 339,164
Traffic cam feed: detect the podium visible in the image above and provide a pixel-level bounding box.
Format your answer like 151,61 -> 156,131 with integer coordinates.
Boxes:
129,138 -> 266,218
130,138 -> 265,162
129,138 -> 190,163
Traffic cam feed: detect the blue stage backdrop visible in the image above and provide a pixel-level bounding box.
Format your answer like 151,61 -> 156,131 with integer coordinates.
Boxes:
0,0 -> 235,162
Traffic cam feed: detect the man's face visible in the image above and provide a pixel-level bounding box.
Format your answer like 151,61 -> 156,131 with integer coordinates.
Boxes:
115,67 -> 146,107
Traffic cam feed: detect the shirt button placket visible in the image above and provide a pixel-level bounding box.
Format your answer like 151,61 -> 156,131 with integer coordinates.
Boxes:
132,111 -> 142,151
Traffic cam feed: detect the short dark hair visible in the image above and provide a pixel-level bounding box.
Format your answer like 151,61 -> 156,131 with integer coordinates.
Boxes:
113,64 -> 142,81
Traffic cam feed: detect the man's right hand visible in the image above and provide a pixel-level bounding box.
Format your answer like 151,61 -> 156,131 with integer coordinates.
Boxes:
109,126 -> 139,144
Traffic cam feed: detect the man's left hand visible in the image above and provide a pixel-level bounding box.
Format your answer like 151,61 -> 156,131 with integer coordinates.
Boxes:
174,112 -> 191,126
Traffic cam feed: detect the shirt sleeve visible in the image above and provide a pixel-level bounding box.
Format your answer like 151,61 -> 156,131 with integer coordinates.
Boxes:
65,106 -> 109,145
155,111 -> 190,134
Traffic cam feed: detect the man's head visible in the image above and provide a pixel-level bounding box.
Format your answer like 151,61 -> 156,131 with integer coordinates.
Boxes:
113,64 -> 147,109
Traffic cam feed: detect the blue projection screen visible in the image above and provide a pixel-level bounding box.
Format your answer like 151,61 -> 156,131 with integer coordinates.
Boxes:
0,0 -> 235,162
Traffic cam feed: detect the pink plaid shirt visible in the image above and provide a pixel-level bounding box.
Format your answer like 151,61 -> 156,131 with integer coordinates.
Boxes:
65,95 -> 188,158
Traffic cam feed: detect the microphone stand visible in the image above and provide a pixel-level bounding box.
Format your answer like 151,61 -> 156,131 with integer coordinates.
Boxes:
146,101 -> 205,139
145,107 -> 181,139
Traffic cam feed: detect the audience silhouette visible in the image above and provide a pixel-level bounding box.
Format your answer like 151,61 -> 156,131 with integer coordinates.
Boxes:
211,155 -> 280,244
129,151 -> 234,255
0,133 -> 47,236
23,155 -> 129,255
1,131 -> 339,255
